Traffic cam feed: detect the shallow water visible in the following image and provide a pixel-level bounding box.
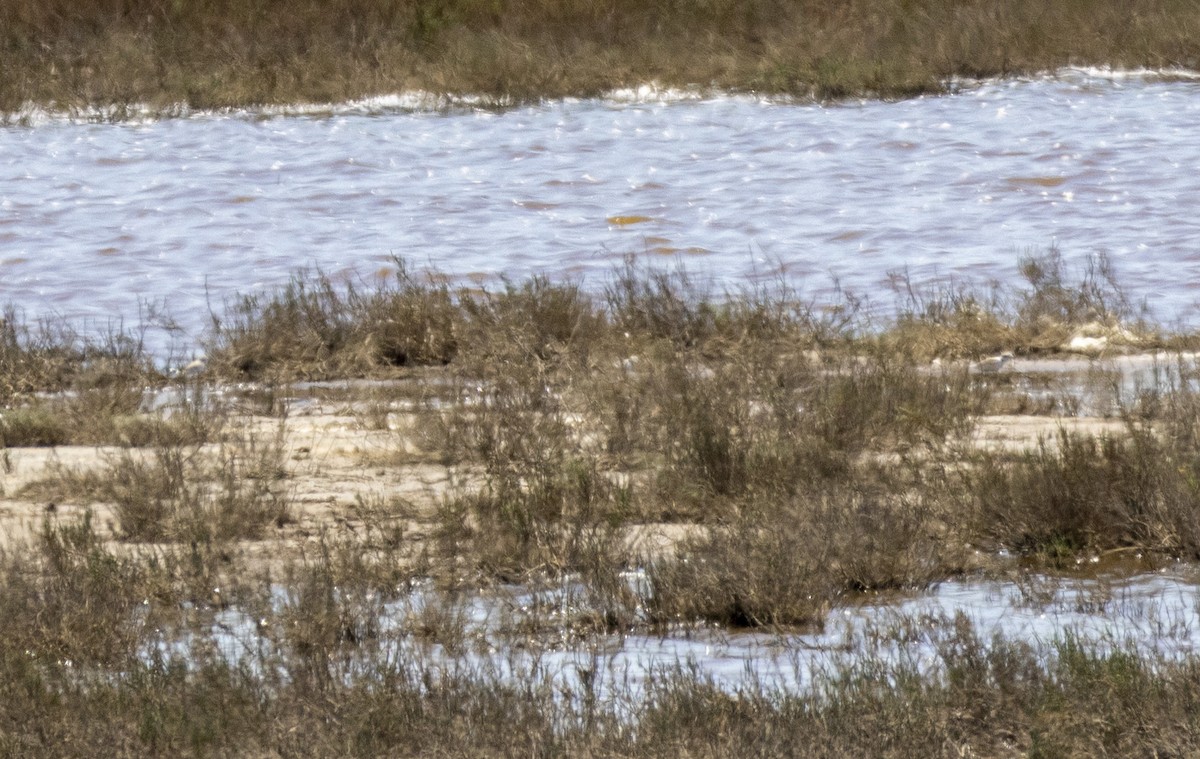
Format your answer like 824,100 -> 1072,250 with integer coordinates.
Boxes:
4,70 -> 1200,350
164,566 -> 1200,698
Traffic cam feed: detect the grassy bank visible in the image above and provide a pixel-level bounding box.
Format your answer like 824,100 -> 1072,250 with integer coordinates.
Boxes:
1,253 -> 1192,567
4,257 -> 1200,752
3,253 -> 1197,577
4,0 -> 1200,111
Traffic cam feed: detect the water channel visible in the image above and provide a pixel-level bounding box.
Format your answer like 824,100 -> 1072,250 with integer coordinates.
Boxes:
4,68 -> 1200,347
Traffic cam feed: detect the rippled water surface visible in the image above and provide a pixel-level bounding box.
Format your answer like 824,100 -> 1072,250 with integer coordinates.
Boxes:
4,70 -> 1200,343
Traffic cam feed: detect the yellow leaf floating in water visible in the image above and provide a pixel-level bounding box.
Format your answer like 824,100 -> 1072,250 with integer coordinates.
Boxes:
1005,176 -> 1067,188
606,215 -> 653,226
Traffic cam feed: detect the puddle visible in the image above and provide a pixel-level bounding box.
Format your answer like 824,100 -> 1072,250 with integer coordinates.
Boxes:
138,566 -> 1200,698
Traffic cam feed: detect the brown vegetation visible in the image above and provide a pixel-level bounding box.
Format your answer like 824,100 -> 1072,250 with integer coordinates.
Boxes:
3,258 -> 1200,753
4,0 -> 1200,111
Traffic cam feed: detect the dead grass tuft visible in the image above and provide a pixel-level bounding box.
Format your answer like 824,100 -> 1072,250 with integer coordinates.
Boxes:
31,422 -> 290,544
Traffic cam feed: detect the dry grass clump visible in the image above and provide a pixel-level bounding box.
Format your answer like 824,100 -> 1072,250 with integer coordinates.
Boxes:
885,273 -> 1012,361
33,422 -> 290,543
1135,354 -> 1200,448
974,425 -> 1200,562
603,258 -> 858,356
0,514 -> 148,668
0,309 -> 184,448
354,270 -> 460,369
456,274 -> 602,369
208,271 -> 417,380
209,264 -> 605,384
0,405 -> 72,447
886,249 -> 1155,362
646,506 -> 834,628
212,266 -> 596,381
436,457 -> 631,583
965,330 -> 1200,566
647,486 -> 953,629
434,336 -> 633,584
0,310 -> 157,402
604,261 -> 723,351
580,339 -> 977,520
0,311 -> 85,402
0,387 -> 210,449
972,355 -> 1200,562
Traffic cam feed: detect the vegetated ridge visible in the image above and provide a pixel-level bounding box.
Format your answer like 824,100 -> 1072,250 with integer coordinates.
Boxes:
5,0 -> 1200,111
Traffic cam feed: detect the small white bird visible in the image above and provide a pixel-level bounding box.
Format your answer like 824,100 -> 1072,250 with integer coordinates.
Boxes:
973,352 -> 1014,374
177,357 -> 208,378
